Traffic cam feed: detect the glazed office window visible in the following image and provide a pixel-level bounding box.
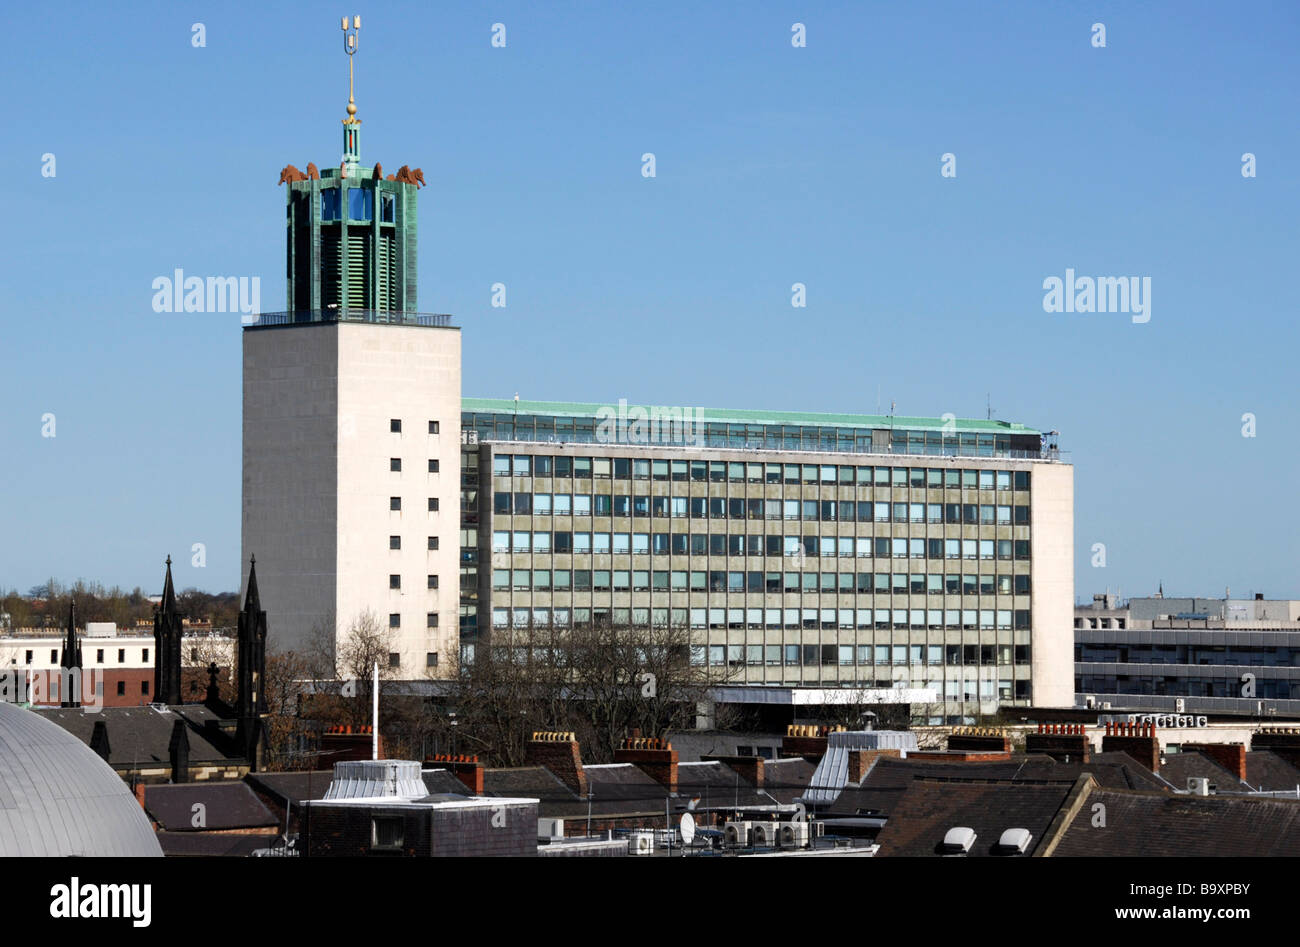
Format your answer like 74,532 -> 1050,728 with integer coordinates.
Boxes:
492,455 -> 511,476
893,503 -> 908,522
613,533 -> 632,554
961,470 -> 977,489
492,531 -> 509,552
1014,540 -> 1031,560
1014,505 -> 1030,525
592,533 -> 611,554
512,455 -> 531,476
512,531 -> 530,552
997,471 -> 1011,491
347,187 -> 373,221
380,191 -> 396,223
533,532 -> 552,553
494,492 -> 510,515
1014,471 -> 1030,490
321,187 -> 342,220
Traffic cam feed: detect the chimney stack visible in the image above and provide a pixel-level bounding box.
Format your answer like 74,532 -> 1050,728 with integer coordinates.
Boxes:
524,731 -> 587,797
1181,743 -> 1247,782
781,724 -> 842,762
947,726 -> 1013,754
1025,723 -> 1091,763
703,754 -> 764,789
1101,721 -> 1160,772
1251,728 -> 1300,770
427,753 -> 484,794
614,737 -> 678,793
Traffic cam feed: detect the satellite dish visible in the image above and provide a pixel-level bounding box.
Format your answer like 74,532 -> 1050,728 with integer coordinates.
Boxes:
679,813 -> 696,846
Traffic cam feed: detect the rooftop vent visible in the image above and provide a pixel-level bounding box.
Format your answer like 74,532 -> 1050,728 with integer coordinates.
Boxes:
322,759 -> 426,800
940,826 -> 976,855
995,828 -> 1033,855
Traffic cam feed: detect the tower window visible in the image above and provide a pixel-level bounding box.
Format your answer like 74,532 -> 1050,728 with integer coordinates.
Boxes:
388,651 -> 401,667
118,649 -> 125,663
389,614 -> 401,629
381,191 -> 395,223
428,459 -> 439,473
143,648 -> 149,662
391,458 -> 402,472
390,574 -> 401,590
321,188 -> 341,221
428,420 -> 440,434
428,498 -> 439,512
390,535 -> 401,550
427,575 -> 439,589
347,187 -> 373,221
390,497 -> 402,511
390,419 -> 402,433
427,536 -> 439,550
116,681 -> 125,696
426,652 -> 438,668
50,650 -> 57,663
427,613 -> 439,628
97,649 -> 104,663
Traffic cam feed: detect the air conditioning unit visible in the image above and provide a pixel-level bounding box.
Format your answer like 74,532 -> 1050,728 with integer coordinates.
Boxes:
1101,702 -> 1112,710
724,822 -> 751,847
748,822 -> 780,848
1187,778 -> 1210,796
537,818 -> 564,840
778,821 -> 811,849
1175,698 -> 1186,713
629,830 -> 656,855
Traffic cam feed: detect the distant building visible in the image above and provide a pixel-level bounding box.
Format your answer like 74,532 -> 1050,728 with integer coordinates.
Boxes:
1076,592 -> 1300,715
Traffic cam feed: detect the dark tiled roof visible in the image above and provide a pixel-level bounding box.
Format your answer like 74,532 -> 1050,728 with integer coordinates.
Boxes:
244,770 -> 334,807
677,762 -> 772,808
1054,790 -> 1300,856
763,757 -> 816,804
37,705 -> 243,768
1158,752 -> 1249,792
873,778 -> 1077,857
829,753 -> 1167,818
584,764 -> 667,806
156,831 -> 281,857
1245,751 -> 1300,793
421,768 -> 472,795
144,781 -> 278,831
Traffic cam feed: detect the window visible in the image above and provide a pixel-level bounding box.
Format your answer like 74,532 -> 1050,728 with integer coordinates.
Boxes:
427,536 -> 438,550
390,419 -> 402,433
390,574 -> 401,590
429,420 -> 440,434
427,498 -> 439,512
389,614 -> 401,629
390,458 -> 402,472
428,459 -> 439,473
116,681 -> 125,696
118,649 -> 125,663
96,649 -> 104,663
426,652 -> 438,668
141,680 -> 150,695
390,497 -> 402,511
372,815 -> 404,851
388,651 -> 401,667
321,187 -> 341,220
427,613 -> 439,628
347,186 -> 373,220
391,534 -> 402,549
427,574 -> 439,589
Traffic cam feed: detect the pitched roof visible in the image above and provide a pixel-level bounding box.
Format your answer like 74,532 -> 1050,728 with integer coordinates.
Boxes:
421,768 -> 472,796
1053,789 -> 1300,856
143,781 -> 278,831
763,757 -> 817,804
1158,752 -> 1249,792
873,778 -> 1077,857
828,753 -> 1167,818
244,769 -> 334,807
156,831 -> 281,857
37,704 -> 244,768
1245,751 -> 1300,793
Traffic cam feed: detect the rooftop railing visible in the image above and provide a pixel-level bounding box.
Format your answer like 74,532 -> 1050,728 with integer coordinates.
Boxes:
467,429 -> 1065,461
245,309 -> 454,328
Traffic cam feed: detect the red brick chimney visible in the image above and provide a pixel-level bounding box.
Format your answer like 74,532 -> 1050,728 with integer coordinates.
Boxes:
947,726 -> 1012,753
427,754 -> 485,794
321,724 -> 382,763
1102,721 -> 1160,772
703,755 -> 764,789
781,724 -> 841,762
847,749 -> 901,783
1251,728 -> 1300,770
614,737 -> 678,793
1025,723 -> 1091,763
524,731 -> 587,797
1180,743 -> 1246,782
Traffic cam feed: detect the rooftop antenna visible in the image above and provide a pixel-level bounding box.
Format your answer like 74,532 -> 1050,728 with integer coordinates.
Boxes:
341,15 -> 361,124
986,393 -> 995,421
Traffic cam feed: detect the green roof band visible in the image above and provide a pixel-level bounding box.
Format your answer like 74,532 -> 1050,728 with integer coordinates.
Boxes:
462,397 -> 1041,437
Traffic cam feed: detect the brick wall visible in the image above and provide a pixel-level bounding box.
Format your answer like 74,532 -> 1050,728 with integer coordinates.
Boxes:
1182,743 -> 1247,781
524,733 -> 587,797
1026,724 -> 1091,763
848,749 -> 901,783
1102,722 -> 1159,771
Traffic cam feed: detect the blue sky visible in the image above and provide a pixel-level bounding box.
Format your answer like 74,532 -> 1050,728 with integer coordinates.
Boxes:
3,1 -> 1297,600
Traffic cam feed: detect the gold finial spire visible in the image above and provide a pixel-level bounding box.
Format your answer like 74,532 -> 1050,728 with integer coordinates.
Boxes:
341,15 -> 361,125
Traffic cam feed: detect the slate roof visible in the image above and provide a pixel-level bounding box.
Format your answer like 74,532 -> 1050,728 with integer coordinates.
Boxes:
677,761 -> 776,809
763,757 -> 816,804
143,781 -> 278,831
872,778 -> 1078,857
156,831 -> 281,857
483,766 -> 589,817
38,704 -> 244,768
0,702 -> 162,856
421,768 -> 473,796
1245,751 -> 1300,792
244,770 -> 334,808
1158,752 -> 1250,792
829,753 -> 1167,818
1054,789 -> 1300,856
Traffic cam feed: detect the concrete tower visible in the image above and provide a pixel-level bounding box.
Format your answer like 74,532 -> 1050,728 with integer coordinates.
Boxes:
243,17 -> 462,676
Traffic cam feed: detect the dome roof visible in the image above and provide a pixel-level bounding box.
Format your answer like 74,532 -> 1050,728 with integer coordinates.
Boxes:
0,702 -> 162,857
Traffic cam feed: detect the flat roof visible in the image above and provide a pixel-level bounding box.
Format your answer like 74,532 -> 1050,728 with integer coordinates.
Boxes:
463,397 -> 1040,436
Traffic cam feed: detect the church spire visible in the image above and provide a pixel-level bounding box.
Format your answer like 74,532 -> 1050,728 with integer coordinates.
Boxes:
237,555 -> 269,768
153,556 -> 184,705
60,597 -> 81,708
